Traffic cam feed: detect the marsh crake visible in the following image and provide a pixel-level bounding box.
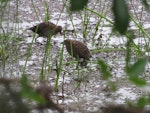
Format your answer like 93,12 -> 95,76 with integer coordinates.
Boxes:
63,39 -> 92,67
28,22 -> 62,38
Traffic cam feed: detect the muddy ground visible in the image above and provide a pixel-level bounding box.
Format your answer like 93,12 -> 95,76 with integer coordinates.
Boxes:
1,0 -> 150,113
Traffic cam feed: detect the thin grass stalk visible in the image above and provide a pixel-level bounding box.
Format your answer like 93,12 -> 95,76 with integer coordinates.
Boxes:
125,37 -> 132,71
78,0 -> 99,41
55,35 -> 65,91
40,36 -> 52,82
43,0 -> 52,73
86,7 -> 113,24
31,0 -> 40,21
91,47 -> 125,53
130,15 -> 150,40
91,0 -> 111,46
129,0 -> 145,42
22,35 -> 37,76
82,9 -> 88,39
91,17 -> 101,46
87,7 -> 150,53
61,0 -> 78,37
43,0 -> 50,21
68,13 -> 78,37
0,1 -> 8,23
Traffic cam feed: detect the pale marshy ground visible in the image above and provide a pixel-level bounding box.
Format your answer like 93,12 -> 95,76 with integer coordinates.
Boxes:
1,0 -> 150,113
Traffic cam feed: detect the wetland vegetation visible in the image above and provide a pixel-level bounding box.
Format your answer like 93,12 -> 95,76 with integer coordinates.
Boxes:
0,0 -> 150,113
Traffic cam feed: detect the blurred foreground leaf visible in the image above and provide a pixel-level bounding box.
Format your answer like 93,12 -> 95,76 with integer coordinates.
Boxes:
0,0 -> 9,2
21,75 -> 45,104
112,0 -> 129,34
137,97 -> 147,108
127,58 -> 147,77
0,78 -> 30,113
97,59 -> 112,79
136,94 -> 150,108
129,77 -> 146,86
70,0 -> 88,11
127,58 -> 147,86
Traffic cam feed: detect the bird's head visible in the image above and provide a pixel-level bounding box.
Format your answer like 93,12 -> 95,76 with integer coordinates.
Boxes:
28,26 -> 38,32
56,26 -> 62,34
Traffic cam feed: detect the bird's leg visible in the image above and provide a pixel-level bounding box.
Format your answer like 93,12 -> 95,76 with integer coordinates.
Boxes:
76,61 -> 79,69
80,60 -> 88,67
76,57 -> 80,69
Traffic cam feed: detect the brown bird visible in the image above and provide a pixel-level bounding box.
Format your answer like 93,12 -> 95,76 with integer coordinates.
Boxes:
28,22 -> 62,40
63,39 -> 92,67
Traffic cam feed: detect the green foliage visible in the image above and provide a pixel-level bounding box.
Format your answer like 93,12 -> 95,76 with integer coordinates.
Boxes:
21,75 -> 46,104
0,0 -> 8,2
55,38 -> 64,91
44,1 -> 50,21
1,0 -> 150,111
136,97 -> 147,108
97,59 -> 112,80
129,77 -> 146,86
136,94 -> 150,108
125,35 -> 147,86
142,0 -> 150,13
125,37 -> 132,69
109,81 -> 117,92
0,44 -> 7,61
70,0 -> 89,11
127,58 -> 147,86
127,58 -> 147,77
0,78 -> 30,113
112,0 -> 129,34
